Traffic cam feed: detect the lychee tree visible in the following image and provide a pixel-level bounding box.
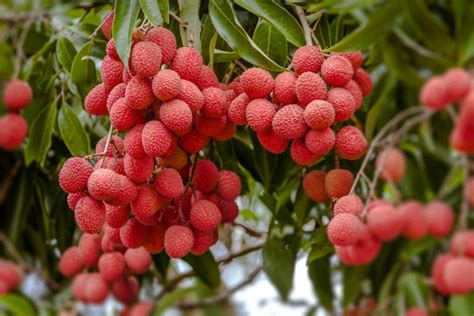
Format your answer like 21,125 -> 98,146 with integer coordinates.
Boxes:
0,1 -> 474,315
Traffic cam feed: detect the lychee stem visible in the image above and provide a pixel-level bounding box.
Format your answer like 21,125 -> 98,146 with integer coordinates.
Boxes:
99,125 -> 114,168
12,18 -> 33,79
295,6 -> 313,46
177,154 -> 199,220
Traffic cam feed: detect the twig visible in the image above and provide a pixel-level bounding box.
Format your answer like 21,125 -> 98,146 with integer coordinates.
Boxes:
295,7 -> 312,45
89,10 -> 113,41
99,125 -> 114,168
234,60 -> 247,71
12,18 -> 34,79
0,159 -> 21,205
232,222 -> 266,238
169,11 -> 188,27
177,265 -> 263,309
178,155 -> 199,220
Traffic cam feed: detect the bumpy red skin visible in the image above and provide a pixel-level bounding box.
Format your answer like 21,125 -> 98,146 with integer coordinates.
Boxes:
304,128 -> 336,156
291,45 -> 324,75
195,113 -> 226,137
58,157 -> 93,194
72,272 -> 89,301
325,169 -> 353,198
164,225 -> 195,258
375,147 -> 406,183
196,65 -> 219,90
101,11 -> 114,39
327,87 -> 356,122
303,170 -> 328,202
190,200 -> 222,231
130,41 -> 162,78
159,99 -> 193,135
201,87 -> 228,118
405,308 -> 428,316
0,261 -> 22,291
3,79 -> 32,111
112,276 -> 139,304
424,201 -> 454,238
336,227 -> 381,266
154,168 -> 184,199
217,198 -> 239,223
450,230 -> 474,257
101,56 -> 124,90
246,99 -> 276,132
228,93 -> 250,125
142,120 -> 174,157
152,69 -> 182,101
59,247 -> 84,276
230,76 -> 244,95
333,195 -> 363,216
335,126 -> 367,160
85,83 -> 109,116
295,72 -> 328,106
67,192 -> 86,211
431,253 -> 454,294
272,104 -> 308,140
290,139 -> 320,166
106,39 -> 119,60
443,68 -> 471,102
216,170 -> 241,201
105,204 -> 130,228
123,154 -> 154,184
96,134 -> 125,157
353,68 -> 373,97
127,302 -> 154,316
171,47 -> 203,82
75,196 -> 106,233
125,77 -> 154,110
327,213 -> 363,246
331,51 -> 364,70
131,184 -> 162,219
0,113 -> 28,151
87,168 -> 121,202
420,76 -> 450,110
213,120 -> 236,142
343,79 -> 364,110
144,223 -> 167,254
191,229 -> 217,255
120,218 -> 150,249
98,252 -> 126,282
107,83 -> 126,112
176,80 -> 204,113
304,100 -> 336,130
178,129 -> 209,154
78,233 -> 101,266
273,72 -> 298,104
145,27 -> 177,64
367,205 -> 403,241
192,160 -> 219,193
124,124 -> 145,158
124,248 -> 152,274
110,97 -> 143,131
398,201 -> 427,240
443,257 -> 474,294
84,273 -> 109,304
111,175 -> 138,206
257,128 -> 289,154
321,55 -> 354,87
240,67 -> 274,99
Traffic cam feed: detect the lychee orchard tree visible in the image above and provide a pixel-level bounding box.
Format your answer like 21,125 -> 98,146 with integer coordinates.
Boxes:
1,0 -> 474,315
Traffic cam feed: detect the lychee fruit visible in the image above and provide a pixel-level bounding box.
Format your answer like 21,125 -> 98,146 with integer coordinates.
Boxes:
295,72 -> 328,106
450,230 -> 474,257
325,169 -> 354,198
367,204 -> 403,241
303,170 -> 328,202
228,93 -> 249,125
375,147 -> 406,183
443,68 -> 471,102
67,192 -> 87,211
192,160 -> 218,193
144,223 -> 167,254
201,87 -> 228,118
213,120 -> 236,142
217,198 -> 239,223
398,201 -> 427,240
191,230 -> 217,255
145,27 -> 177,64
327,213 -> 363,246
321,55 -> 354,87
78,233 -> 101,266
178,129 -> 209,154
0,113 -> 28,151
273,72 -> 297,104
424,201 -> 454,238
190,200 -> 222,231
59,157 -> 93,193
75,196 -> 106,233
331,51 -> 364,70
304,100 -> 336,130
164,225 -> 194,258
196,65 -> 219,90
59,247 -> 83,277
112,276 -> 139,304
0,261 -> 22,291
240,67 -> 274,99
98,252 -> 126,282
327,87 -> 356,122
96,134 -> 125,157
443,257 -> 474,294
3,79 -> 33,111
171,47 -> 203,82
142,120 -> 174,157
290,138 -> 320,166
131,184 -> 165,218
87,168 -> 121,202
333,195 -> 363,216
125,76 -> 154,110
304,128 -> 336,156
257,127 -> 289,154
123,154 -> 154,184
110,97 -> 143,131
343,79 -> 364,109
159,99 -> 193,135
176,80 -> 204,113
130,41 -> 162,78
105,204 -> 129,229
291,45 -> 324,75
272,104 -> 308,139
124,248 -> 152,274
245,98 -> 276,132
120,218 -> 150,249
353,68 -> 373,97
216,170 -> 241,201
85,83 -> 109,116
335,126 -> 367,160
83,273 -> 109,303
152,69 -> 181,101
101,11 -> 114,39
101,56 -> 124,90
107,83 -> 126,112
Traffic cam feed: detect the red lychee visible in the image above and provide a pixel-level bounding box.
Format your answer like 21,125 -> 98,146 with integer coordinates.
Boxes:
240,67 -> 274,99
291,45 -> 324,75
130,41 -> 162,78
3,79 -> 33,111
164,225 -> 194,258
272,104 -> 308,139
304,128 -> 336,156
295,72 -> 327,106
335,126 -> 367,160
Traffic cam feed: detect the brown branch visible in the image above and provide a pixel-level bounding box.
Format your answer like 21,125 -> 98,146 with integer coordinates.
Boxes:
169,12 -> 188,27
99,125 -> 114,168
0,159 -> 21,205
232,222 -> 266,238
295,7 -> 312,46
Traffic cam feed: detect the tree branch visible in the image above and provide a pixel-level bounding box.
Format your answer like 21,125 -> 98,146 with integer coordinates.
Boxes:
295,7 -> 312,46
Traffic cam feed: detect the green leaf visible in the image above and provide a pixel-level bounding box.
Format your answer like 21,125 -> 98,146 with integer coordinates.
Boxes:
208,0 -> 286,71
140,0 -> 163,26
398,272 -> 429,309
152,253 -> 170,282
159,0 -> 170,23
252,20 -> 287,66
308,256 -> 333,312
113,0 -> 141,67
201,15 -> 216,63
152,287 -> 194,315
25,100 -> 58,166
343,265 -> 369,307
399,238 -> 437,262
262,235 -> 295,300
179,0 -> 201,51
234,0 -> 305,47
325,0 -> 401,52
183,252 -> 220,288
0,294 -> 37,315
449,293 -> 474,316
58,104 -> 90,156
55,38 -> 77,73
307,226 -> 334,264
70,41 -> 96,85
8,169 -> 34,246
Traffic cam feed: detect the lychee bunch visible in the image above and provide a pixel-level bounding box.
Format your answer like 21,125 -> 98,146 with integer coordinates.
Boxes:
0,79 -> 32,151
228,46 -> 372,166
0,260 -> 23,296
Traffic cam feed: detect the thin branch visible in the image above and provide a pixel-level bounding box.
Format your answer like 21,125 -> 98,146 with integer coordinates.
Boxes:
295,7 -> 312,46
178,155 -> 199,220
13,18 -> 34,79
234,60 -> 248,71
99,125 -> 114,168
232,222 -> 266,238
169,11 -> 188,27
89,10 -> 113,41
0,159 -> 21,205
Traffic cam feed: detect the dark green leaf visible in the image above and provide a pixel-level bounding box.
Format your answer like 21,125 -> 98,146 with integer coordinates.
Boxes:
152,287 -> 194,315
25,100 -> 58,165
214,50 -> 239,63
0,294 -> 36,315
55,38 -> 77,73
208,0 -> 286,71
58,104 -> 90,156
8,169 -> 34,246
113,0 -> 141,67
234,0 -> 305,46
398,272 -> 429,308
179,0 -> 201,51
307,226 -> 333,264
308,255 -> 334,311
325,0 -> 401,52
343,265 -> 369,307
262,235 -> 295,300
152,253 -> 170,282
183,252 -> 220,288
159,0 -> 170,23
449,293 -> 474,316
70,41 -> 97,85
294,184 -> 314,228
252,20 -> 287,66
140,0 -> 163,26
378,262 -> 402,304
399,238 -> 437,262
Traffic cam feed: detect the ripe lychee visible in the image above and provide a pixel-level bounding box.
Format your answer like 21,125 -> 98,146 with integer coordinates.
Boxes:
176,80 -> 204,113
304,100 -> 336,130
159,99 -> 193,135
291,45 -> 324,75
303,170 -> 328,202
101,11 -> 114,39
105,204 -> 129,229
367,204 -> 403,241
67,192 -> 87,211
245,99 -> 276,132
192,160 -> 218,193
304,128 -> 336,156
321,55 -> 354,87
195,113 -> 226,137
110,97 -> 143,131
398,201 -> 427,240
0,261 -> 22,291
3,79 -> 33,111
107,83 -> 126,112
106,39 -> 119,60
228,93 -> 249,125
178,129 -> 209,154
191,230 -> 217,255
450,231 -> 474,257
257,127 -> 289,154
424,201 -> 454,238
87,168 -> 121,202
143,223 -> 167,254
152,69 -> 181,101
353,68 -> 373,97
295,72 -> 327,106
290,138 -> 320,166
273,72 -> 297,104
96,134 -> 125,157
213,119 -> 236,142
325,169 -> 353,198
101,56 -> 124,90
124,248 -> 152,274
0,113 -> 28,151
240,67 -> 274,99
201,87 -> 228,118
335,126 -> 367,160
142,120 -> 174,157
124,124 -> 145,158
327,213 -> 363,246
375,147 -> 406,183
190,200 -> 222,231
120,218 -> 150,249
333,195 -> 363,216
59,157 -> 93,193
75,196 -> 106,233
216,170 -> 241,201
131,184 -> 164,219
125,76 -> 154,110
164,225 -> 194,258
327,87 -> 356,122
431,253 -> 454,294
443,257 -> 474,294
272,104 -> 308,139
443,68 -> 470,102
145,27 -> 177,64
123,154 -> 154,184
59,247 -> 84,276
85,83 -> 109,116
331,51 -> 364,70
154,168 -> 184,199
217,198 -> 239,223
130,41 -> 162,78
112,276 -> 139,304
196,65 -> 219,90
83,273 -> 109,303
98,252 -> 126,282
78,233 -> 101,266
343,79 -> 364,109
171,47 -> 203,82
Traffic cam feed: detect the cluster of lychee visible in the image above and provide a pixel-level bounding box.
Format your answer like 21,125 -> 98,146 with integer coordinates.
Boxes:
227,46 -> 372,165
0,79 -> 32,151
0,260 -> 22,296
420,67 -> 474,153
59,233 -> 152,304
